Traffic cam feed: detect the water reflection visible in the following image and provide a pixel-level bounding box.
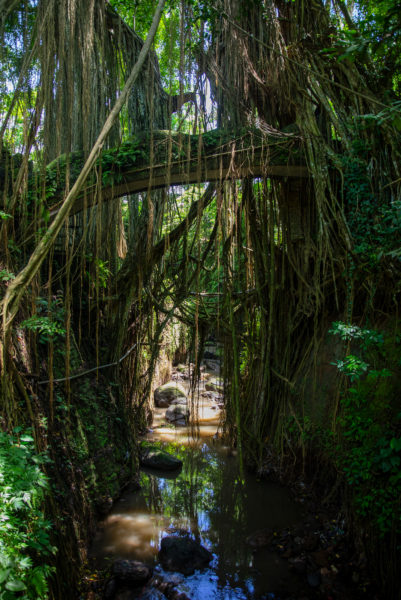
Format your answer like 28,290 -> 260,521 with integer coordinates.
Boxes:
92,441 -> 302,598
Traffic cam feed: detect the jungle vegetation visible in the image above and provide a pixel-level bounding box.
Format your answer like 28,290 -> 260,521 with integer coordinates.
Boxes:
1,0 -> 401,598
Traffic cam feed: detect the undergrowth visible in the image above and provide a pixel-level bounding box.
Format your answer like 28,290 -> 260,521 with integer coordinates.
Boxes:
329,321 -> 401,538
0,429 -> 56,600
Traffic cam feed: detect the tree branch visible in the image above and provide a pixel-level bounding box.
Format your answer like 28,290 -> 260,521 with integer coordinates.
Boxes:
1,0 -> 166,344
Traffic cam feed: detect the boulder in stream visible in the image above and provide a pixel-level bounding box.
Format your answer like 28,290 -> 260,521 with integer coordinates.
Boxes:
159,536 -> 213,575
170,397 -> 188,406
165,405 -> 190,426
205,360 -> 220,374
140,444 -> 183,471
205,377 -> 223,393
137,588 -> 167,600
154,382 -> 187,408
111,559 -> 153,585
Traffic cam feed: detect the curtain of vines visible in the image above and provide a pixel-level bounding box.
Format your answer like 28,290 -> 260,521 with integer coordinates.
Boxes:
1,0 -> 401,473
1,0 -> 401,593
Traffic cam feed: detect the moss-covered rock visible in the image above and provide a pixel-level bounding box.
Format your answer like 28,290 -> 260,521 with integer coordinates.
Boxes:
154,382 -> 187,407
139,444 -> 183,471
165,404 -> 190,426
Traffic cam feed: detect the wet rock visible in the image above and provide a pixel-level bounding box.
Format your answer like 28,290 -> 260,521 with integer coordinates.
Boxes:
140,445 -> 183,471
170,593 -> 190,600
154,382 -> 187,408
159,536 -> 213,575
170,398 -> 188,406
162,573 -> 184,586
171,373 -> 183,382
151,578 -> 190,600
165,405 -> 190,425
112,559 -> 153,585
155,397 -> 170,408
137,588 -> 167,600
205,377 -> 223,393
164,526 -> 189,536
205,360 -> 220,373
141,466 -> 182,480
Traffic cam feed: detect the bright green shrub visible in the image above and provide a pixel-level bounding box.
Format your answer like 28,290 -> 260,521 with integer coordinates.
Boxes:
0,430 -> 56,599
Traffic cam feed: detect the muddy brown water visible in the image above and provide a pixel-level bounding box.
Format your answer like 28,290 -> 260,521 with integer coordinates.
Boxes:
91,371 -> 304,599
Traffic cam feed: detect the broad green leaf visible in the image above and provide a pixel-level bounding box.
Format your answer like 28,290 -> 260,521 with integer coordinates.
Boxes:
5,580 -> 26,591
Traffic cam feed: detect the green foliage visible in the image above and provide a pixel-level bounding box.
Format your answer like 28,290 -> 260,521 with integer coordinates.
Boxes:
20,295 -> 66,343
108,0 -> 206,92
94,259 -> 111,290
336,135 -> 401,262
0,430 -> 56,600
84,257 -> 112,292
0,271 -> 15,283
354,0 -> 401,93
99,140 -> 147,186
321,28 -> 370,64
330,321 -> 401,536
332,354 -> 369,382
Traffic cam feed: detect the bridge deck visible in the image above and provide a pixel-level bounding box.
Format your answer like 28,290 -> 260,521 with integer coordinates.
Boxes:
47,129 -> 308,217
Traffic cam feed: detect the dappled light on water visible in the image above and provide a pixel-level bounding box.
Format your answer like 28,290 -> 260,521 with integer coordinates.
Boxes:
149,396 -> 222,444
91,439 -> 303,598
90,366 -> 303,597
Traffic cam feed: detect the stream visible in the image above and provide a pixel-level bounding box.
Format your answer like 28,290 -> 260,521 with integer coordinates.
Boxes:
90,364 -> 304,599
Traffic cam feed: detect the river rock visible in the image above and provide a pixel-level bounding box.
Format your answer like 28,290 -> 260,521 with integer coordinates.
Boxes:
205,377 -> 223,393
154,382 -> 187,408
159,536 -> 213,575
205,360 -> 220,374
140,445 -> 183,471
170,398 -> 188,406
112,559 -> 152,585
165,405 -> 190,425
